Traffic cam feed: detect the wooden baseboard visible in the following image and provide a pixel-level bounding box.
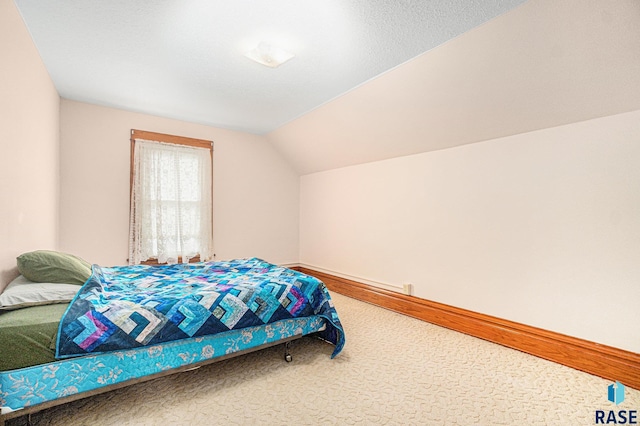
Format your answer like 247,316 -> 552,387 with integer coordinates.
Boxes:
294,266 -> 640,390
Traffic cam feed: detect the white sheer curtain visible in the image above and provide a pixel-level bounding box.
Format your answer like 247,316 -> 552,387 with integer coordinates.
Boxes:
129,139 -> 212,265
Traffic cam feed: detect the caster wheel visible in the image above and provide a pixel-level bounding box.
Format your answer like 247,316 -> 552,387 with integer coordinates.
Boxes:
285,354 -> 293,362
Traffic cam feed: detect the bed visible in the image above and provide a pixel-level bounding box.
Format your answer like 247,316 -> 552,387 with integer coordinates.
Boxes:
0,254 -> 345,425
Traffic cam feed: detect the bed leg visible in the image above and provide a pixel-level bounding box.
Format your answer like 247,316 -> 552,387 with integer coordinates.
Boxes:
284,341 -> 293,362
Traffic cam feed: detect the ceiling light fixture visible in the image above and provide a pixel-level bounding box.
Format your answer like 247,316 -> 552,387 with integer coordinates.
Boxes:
244,42 -> 295,68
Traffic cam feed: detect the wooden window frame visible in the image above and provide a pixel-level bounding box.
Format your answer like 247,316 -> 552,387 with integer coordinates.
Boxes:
130,129 -> 214,265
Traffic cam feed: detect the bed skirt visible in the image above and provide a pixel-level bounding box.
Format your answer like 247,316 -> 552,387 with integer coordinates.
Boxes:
1,315 -> 326,419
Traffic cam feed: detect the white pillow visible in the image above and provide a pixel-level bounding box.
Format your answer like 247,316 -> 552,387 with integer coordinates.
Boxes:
0,275 -> 81,310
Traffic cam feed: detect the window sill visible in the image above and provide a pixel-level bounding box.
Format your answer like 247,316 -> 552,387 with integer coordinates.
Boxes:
141,255 -> 202,265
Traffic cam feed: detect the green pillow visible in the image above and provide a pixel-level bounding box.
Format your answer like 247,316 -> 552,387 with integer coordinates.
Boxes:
17,250 -> 92,285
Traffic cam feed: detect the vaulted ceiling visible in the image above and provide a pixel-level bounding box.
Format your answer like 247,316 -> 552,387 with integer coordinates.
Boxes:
14,0 -> 526,134
14,0 -> 640,174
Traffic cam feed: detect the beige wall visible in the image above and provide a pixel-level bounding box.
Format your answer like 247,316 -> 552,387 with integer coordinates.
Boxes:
300,109 -> 640,353
0,0 -> 60,291
59,100 -> 299,267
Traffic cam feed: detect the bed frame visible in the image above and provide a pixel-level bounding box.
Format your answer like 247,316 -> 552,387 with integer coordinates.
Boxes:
0,316 -> 326,426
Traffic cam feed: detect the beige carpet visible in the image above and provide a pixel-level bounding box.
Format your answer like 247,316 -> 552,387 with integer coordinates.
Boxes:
9,293 -> 639,425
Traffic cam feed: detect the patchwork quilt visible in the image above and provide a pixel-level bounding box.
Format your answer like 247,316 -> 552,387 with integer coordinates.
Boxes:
56,258 -> 344,359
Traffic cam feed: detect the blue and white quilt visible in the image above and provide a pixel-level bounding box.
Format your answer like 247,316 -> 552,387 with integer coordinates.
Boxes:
56,258 -> 344,359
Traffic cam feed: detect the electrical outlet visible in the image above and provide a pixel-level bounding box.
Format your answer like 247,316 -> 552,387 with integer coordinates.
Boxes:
402,283 -> 413,295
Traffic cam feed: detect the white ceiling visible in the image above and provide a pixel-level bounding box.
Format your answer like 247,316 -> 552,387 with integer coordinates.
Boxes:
14,0 -> 640,175
14,0 -> 527,135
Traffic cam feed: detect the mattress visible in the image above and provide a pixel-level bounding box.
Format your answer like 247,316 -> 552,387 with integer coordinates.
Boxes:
0,303 -> 68,371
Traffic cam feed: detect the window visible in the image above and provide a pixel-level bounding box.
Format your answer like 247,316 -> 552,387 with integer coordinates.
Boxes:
129,130 -> 213,265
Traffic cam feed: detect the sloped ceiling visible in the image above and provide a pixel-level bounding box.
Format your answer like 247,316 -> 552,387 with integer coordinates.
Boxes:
268,0 -> 640,174
14,0 -> 640,175
13,0 -> 526,135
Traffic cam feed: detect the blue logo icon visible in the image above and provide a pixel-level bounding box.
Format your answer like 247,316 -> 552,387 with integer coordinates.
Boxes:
608,381 -> 625,405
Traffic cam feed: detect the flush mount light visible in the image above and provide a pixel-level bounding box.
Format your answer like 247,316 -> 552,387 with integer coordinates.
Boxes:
244,42 -> 295,68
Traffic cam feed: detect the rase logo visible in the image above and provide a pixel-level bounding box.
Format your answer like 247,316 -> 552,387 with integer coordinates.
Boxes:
609,382 -> 626,405
595,381 -> 637,424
